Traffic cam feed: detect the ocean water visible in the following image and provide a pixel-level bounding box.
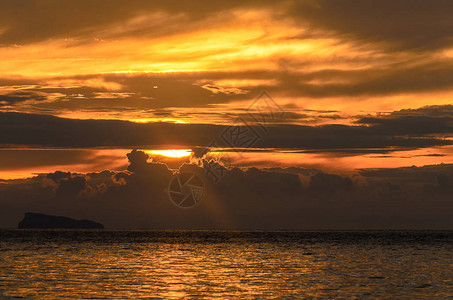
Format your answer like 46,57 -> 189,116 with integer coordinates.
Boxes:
0,230 -> 453,299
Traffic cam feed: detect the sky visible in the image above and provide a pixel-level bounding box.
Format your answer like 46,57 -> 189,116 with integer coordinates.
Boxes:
0,0 -> 453,229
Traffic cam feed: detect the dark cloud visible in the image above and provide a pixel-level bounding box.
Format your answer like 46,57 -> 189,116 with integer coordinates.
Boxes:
359,164 -> 453,185
356,105 -> 453,136
424,173 -> 453,195
112,172 -> 129,186
2,1 -> 453,110
46,171 -> 71,183
232,61 -> 453,99
56,176 -> 87,198
291,0 -> 453,51
0,150 -> 104,171
111,74 -> 238,108
2,62 -> 453,116
1,150 -> 453,229
0,110 -> 451,152
0,0 -> 277,45
69,66 -> 453,103
0,94 -> 29,106
0,74 -> 248,114
192,147 -> 210,159
127,149 -> 150,173
0,91 -> 49,107
308,173 -> 354,197
217,166 -> 303,198
2,0 -> 453,52
46,171 -> 102,198
394,105 -> 453,117
2,67 -> 453,116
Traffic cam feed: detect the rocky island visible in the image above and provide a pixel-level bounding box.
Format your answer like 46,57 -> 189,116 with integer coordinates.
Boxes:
18,212 -> 104,229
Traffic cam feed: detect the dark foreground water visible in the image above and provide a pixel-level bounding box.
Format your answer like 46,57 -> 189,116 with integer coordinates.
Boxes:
1,230 -> 453,299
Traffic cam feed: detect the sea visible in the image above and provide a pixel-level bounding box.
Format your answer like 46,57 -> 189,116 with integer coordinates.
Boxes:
0,230 -> 453,299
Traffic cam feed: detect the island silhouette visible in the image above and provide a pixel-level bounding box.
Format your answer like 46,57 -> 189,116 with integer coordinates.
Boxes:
18,212 -> 104,229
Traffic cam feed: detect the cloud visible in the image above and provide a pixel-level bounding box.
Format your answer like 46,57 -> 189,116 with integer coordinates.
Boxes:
126,149 -> 151,172
0,109 -> 451,151
308,172 -> 354,196
1,150 -> 453,229
1,1 -> 453,112
46,78 -> 123,91
3,1 -> 453,102
290,0 -> 453,51
0,91 -> 51,107
55,176 -> 87,198
3,65 -> 453,122
191,147 -> 210,159
356,105 -> 453,136
46,171 -> 71,183
0,0 -> 279,46
0,148 -> 129,180
272,61 -> 453,98
46,171 -> 105,198
0,150 -> 102,171
2,0 -> 452,53
1,1 -> 453,230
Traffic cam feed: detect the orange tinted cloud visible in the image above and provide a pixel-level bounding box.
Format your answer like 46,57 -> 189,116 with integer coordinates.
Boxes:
1,0 -> 453,177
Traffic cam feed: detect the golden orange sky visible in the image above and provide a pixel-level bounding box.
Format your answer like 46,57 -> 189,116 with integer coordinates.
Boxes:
0,0 -> 452,179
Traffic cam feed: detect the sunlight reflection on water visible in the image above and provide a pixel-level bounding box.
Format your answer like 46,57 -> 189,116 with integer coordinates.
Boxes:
1,230 -> 453,299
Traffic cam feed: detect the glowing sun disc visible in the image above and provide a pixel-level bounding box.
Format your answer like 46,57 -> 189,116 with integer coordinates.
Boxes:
147,149 -> 192,158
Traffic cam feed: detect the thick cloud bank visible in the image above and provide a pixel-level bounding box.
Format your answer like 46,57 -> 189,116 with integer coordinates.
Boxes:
0,150 -> 452,229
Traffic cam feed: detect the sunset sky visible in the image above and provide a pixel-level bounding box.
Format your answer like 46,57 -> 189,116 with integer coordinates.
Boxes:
1,1 -> 453,229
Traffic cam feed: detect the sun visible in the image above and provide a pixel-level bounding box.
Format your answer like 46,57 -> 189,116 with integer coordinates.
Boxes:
147,149 -> 192,158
